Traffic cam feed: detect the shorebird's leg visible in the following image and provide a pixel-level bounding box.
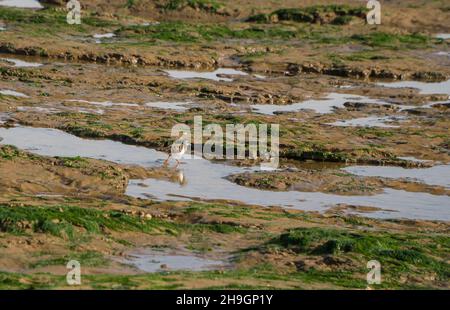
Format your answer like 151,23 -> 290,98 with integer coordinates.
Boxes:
163,155 -> 171,166
174,159 -> 180,169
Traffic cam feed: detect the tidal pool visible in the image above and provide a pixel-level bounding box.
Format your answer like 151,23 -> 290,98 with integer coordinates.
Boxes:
251,93 -> 392,115
1,57 -> 43,68
145,101 -> 192,111
93,33 -> 116,39
436,34 -> 450,40
120,248 -> 227,273
435,51 -> 450,57
66,99 -> 139,108
397,157 -> 433,164
17,106 -> 60,113
0,0 -> 43,9
164,68 -> 248,82
327,116 -> 406,128
343,165 -> 450,188
378,79 -> 450,96
93,33 -> 116,44
0,89 -> 29,98
0,113 -> 11,125
0,126 -> 449,221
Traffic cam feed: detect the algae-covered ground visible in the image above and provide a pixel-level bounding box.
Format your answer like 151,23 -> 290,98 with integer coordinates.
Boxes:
0,0 -> 449,290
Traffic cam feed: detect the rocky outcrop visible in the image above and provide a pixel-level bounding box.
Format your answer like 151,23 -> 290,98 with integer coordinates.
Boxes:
286,62 -> 448,81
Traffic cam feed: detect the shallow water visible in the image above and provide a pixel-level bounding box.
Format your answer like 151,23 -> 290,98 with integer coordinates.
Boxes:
435,51 -> 450,57
68,99 -> 192,110
0,0 -> 42,9
145,101 -> 192,111
77,107 -> 105,115
93,33 -> 116,39
164,68 -> 248,82
0,113 -> 10,125
93,33 -> 116,44
17,106 -> 60,113
378,79 -> 450,96
436,34 -> 450,40
0,126 -> 449,220
251,93 -> 391,115
397,157 -> 433,164
1,57 -> 43,68
121,248 -> 226,273
0,126 -> 164,166
327,116 -> 406,128
66,99 -> 139,108
16,103 -> 104,115
0,89 -> 28,98
343,165 -> 450,188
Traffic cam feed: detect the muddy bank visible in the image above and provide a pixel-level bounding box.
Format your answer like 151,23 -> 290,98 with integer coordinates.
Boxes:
0,144 -> 179,199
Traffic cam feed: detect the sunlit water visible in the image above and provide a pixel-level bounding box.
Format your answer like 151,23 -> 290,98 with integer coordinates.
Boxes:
251,93 -> 393,115
327,116 -> 406,128
66,99 -> 139,108
120,248 -> 227,273
92,33 -> 116,44
93,33 -> 115,39
436,34 -> 450,40
1,57 -> 43,68
0,127 -> 449,220
145,101 -> 193,111
164,68 -> 248,82
343,165 -> 450,188
435,51 -> 450,57
0,0 -> 42,9
0,89 -> 28,97
378,79 -> 450,96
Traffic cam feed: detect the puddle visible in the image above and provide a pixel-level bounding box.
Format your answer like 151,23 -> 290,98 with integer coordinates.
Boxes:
0,113 -> 11,125
435,51 -> 450,57
0,89 -> 29,98
343,165 -> 450,188
378,79 -> 450,96
66,99 -> 139,108
1,57 -> 43,68
93,33 -> 116,39
121,248 -> 227,273
164,68 -> 248,82
69,99 -> 193,111
436,34 -> 450,40
0,127 -> 449,220
327,116 -> 406,128
93,33 -> 116,44
145,101 -> 192,111
17,106 -> 60,113
140,22 -> 160,26
251,93 -> 392,115
0,126 -> 164,166
397,157 -> 433,164
0,0 -> 43,9
16,103 -> 104,115
77,107 -> 105,115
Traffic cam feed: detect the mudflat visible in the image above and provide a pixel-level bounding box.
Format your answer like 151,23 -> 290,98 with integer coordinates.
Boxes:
0,0 -> 448,289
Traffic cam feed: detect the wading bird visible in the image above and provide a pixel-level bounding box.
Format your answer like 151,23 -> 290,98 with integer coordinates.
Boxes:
163,133 -> 190,169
